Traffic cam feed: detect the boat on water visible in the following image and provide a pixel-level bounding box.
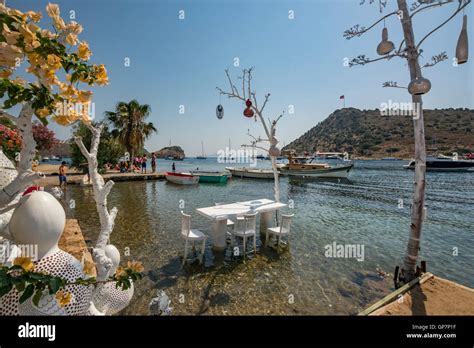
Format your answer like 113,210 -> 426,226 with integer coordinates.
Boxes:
256,155 -> 266,160
190,171 -> 229,183
196,141 -> 207,160
165,172 -> 199,185
279,152 -> 353,178
403,154 -> 474,172
226,167 -> 275,179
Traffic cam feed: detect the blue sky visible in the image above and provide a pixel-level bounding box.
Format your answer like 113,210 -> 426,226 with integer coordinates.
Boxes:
9,0 -> 474,156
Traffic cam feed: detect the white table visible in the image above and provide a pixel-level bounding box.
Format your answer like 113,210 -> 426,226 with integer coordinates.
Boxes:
196,198 -> 287,249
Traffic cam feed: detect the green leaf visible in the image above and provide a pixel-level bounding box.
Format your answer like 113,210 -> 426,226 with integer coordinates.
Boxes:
0,284 -> 12,297
48,277 -> 61,294
14,281 -> 25,292
32,288 -> 43,306
19,284 -> 34,304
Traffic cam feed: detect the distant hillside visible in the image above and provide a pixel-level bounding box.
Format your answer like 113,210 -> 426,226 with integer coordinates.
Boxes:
40,140 -> 72,158
283,108 -> 474,159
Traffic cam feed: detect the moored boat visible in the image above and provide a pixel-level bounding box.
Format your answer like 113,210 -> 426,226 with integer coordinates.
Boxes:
190,171 -> 228,183
226,167 -> 275,179
279,152 -> 353,178
403,157 -> 474,172
165,172 -> 199,185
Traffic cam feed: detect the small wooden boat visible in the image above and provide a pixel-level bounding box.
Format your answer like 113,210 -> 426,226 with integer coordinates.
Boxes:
165,172 -> 199,185
226,167 -> 274,179
279,152 -> 353,178
190,171 -> 228,183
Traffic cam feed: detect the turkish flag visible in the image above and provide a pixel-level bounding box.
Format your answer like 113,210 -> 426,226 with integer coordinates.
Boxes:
339,95 -> 345,99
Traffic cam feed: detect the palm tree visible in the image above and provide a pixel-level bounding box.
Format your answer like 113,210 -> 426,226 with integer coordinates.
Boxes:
104,100 -> 157,170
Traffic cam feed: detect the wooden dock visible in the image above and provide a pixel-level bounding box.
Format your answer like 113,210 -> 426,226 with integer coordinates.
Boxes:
38,172 -> 166,187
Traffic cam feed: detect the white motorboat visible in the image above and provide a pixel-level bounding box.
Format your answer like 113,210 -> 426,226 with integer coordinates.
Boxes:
165,172 -> 199,185
225,167 -> 275,179
278,152 -> 353,178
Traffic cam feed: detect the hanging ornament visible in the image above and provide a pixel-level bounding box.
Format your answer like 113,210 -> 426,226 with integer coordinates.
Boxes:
408,76 -> 431,95
245,99 -> 252,108
377,27 -> 395,56
269,145 -> 281,157
455,15 -> 469,64
243,107 -> 254,118
216,104 -> 224,119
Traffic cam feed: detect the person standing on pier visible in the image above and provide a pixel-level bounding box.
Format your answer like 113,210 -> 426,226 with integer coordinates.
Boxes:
142,154 -> 148,174
151,153 -> 157,173
59,161 -> 68,189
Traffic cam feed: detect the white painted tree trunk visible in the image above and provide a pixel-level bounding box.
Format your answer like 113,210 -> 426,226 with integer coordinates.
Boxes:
0,102 -> 43,208
270,155 -> 280,203
398,0 -> 427,282
74,125 -> 118,251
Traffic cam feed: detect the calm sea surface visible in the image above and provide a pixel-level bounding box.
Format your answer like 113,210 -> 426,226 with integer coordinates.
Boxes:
63,158 -> 474,315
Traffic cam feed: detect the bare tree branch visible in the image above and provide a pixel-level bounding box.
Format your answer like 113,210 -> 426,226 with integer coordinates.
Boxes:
410,0 -> 455,18
422,51 -> 448,68
343,11 -> 399,39
383,81 -> 408,89
0,109 -> 17,123
348,52 -> 405,67
416,0 -> 471,50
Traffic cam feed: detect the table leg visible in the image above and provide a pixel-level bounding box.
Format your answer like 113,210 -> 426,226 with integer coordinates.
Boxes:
260,211 -> 275,236
211,219 -> 227,250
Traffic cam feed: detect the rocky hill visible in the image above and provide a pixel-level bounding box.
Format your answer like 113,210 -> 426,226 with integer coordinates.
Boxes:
154,146 -> 185,159
283,108 -> 473,159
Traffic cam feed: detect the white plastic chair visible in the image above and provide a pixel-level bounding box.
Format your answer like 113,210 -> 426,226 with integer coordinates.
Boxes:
265,213 -> 294,249
180,211 -> 207,266
230,212 -> 258,258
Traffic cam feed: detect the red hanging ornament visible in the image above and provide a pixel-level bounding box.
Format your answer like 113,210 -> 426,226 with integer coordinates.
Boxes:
243,107 -> 254,118
245,99 -> 252,108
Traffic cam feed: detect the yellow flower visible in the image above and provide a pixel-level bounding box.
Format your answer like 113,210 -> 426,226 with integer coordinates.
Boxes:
47,54 -> 62,70
78,90 -> 93,103
52,15 -> 65,31
12,77 -> 27,86
0,42 -> 23,67
67,21 -> 82,35
40,28 -> 56,39
78,41 -> 91,61
35,107 -> 51,118
19,23 -> 37,45
55,290 -> 72,307
83,260 -> 96,276
2,24 -> 21,45
46,3 -> 60,18
127,260 -> 145,273
0,69 -> 12,78
115,266 -> 128,278
65,33 -> 78,46
94,64 -> 109,85
59,83 -> 78,98
9,9 -> 24,18
13,257 -> 34,272
26,11 -> 42,22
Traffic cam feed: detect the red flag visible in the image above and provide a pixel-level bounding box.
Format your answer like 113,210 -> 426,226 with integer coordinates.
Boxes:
339,95 -> 345,99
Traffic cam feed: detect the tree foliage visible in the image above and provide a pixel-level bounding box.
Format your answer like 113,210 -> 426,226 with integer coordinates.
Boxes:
70,121 -> 124,173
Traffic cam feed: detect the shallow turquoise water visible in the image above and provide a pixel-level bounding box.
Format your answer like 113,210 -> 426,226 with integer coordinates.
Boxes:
63,159 -> 474,315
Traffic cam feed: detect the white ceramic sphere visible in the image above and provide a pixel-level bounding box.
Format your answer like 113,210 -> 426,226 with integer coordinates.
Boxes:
9,191 -> 65,259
